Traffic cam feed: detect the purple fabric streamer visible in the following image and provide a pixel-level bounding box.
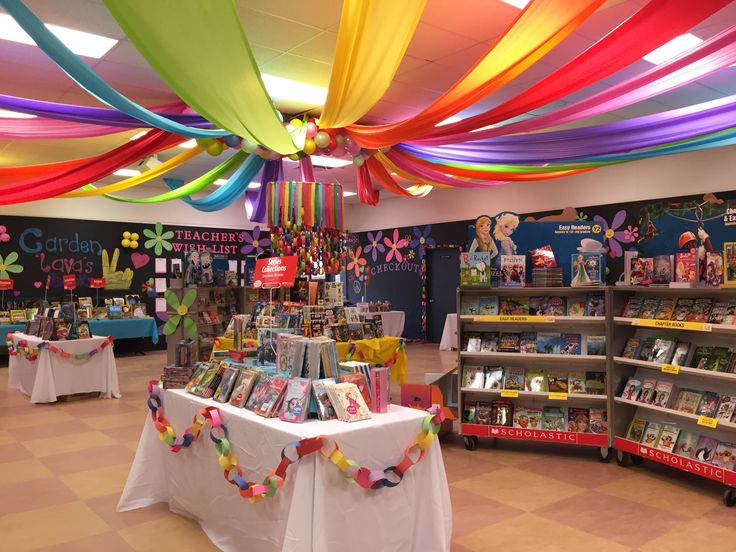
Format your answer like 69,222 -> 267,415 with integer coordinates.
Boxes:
384,150 -> 506,187
401,95 -> 736,164
246,159 -> 283,223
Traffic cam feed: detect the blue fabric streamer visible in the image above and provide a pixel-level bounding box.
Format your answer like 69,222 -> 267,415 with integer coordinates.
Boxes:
0,0 -> 227,138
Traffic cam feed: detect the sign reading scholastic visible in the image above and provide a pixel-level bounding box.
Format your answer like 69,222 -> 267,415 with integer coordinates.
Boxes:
63,274 -> 77,290
253,256 -> 298,289
0,279 -> 13,290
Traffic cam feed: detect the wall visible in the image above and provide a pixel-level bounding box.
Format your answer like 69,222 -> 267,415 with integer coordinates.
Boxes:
345,145 -> 736,232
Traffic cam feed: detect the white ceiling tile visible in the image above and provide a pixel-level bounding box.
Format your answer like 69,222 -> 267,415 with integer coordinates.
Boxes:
288,31 -> 337,64
238,0 -> 342,30
420,0 -> 518,42
240,8 -> 323,51
404,22 -> 477,62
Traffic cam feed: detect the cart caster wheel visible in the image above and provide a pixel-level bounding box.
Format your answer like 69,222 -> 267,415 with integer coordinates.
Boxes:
724,487 -> 736,507
463,436 -> 478,451
598,447 -> 612,463
631,454 -> 644,466
616,450 -> 632,467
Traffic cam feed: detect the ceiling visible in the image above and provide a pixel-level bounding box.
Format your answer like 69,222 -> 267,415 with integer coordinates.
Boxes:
1,0 -> 735,202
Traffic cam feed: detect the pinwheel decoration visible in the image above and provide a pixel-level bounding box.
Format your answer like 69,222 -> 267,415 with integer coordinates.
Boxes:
163,289 -> 198,339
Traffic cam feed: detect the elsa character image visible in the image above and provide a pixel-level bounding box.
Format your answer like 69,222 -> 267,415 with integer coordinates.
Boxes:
469,215 -> 499,258
573,254 -> 591,285
494,212 -> 520,256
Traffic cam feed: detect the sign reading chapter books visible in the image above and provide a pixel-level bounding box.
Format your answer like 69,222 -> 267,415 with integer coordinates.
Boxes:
253,256 -> 297,289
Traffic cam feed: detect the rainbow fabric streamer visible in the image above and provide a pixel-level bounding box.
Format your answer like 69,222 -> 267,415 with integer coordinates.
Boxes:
6,333 -> 114,360
146,381 -> 444,502
266,181 -> 344,230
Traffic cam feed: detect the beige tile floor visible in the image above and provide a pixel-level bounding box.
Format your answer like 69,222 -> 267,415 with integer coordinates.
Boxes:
1,343 -> 735,551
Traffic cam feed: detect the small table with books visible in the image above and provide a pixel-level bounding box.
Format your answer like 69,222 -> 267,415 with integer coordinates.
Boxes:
8,333 -> 121,403
118,387 -> 452,552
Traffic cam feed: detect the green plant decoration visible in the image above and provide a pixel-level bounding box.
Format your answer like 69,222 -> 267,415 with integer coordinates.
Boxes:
163,288 -> 198,339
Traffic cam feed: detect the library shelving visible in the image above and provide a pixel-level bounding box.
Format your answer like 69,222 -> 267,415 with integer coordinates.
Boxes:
457,286 -> 612,461
610,285 -> 736,506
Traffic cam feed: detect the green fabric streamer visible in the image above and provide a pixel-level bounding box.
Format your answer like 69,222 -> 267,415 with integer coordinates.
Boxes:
105,151 -> 247,203
103,0 -> 297,154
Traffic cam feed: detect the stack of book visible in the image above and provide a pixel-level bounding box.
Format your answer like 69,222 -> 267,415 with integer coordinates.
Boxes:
532,267 -> 563,287
162,365 -> 193,389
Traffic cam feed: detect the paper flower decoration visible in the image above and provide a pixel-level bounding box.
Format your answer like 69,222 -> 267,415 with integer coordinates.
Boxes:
0,251 -> 23,279
0,225 -> 9,242
121,231 -> 140,249
347,246 -> 367,278
364,231 -> 385,262
163,289 -> 198,339
140,277 -> 156,297
384,229 -> 408,263
410,226 -> 435,259
241,226 -> 265,255
593,210 -> 635,258
143,223 -> 174,255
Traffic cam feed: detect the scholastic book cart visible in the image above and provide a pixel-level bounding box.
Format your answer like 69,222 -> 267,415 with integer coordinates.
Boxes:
457,286 -> 611,459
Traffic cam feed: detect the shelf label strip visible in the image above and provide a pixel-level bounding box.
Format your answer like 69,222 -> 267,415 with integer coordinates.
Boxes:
661,363 -> 680,375
697,415 -> 718,429
474,315 -> 554,323
500,389 -> 519,398
548,392 -> 568,401
632,319 -> 712,332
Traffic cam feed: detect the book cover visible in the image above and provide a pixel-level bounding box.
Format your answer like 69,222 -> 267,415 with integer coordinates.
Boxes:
527,408 -> 543,430
653,255 -> 673,285
536,332 -> 561,354
630,257 -> 654,286
705,251 -> 724,287
654,298 -> 676,321
499,255 -> 526,287
192,363 -> 219,397
372,315 -> 384,338
464,332 -> 482,352
362,322 -> 376,340
690,346 -> 713,370
672,298 -> 695,322
621,296 -> 644,318
642,422 -> 662,448
185,363 -> 210,394
229,368 -> 261,407
671,341 -> 691,367
513,407 -> 529,429
246,375 -> 288,418
638,379 -> 657,404
589,408 -> 608,434
725,242 -> 736,286
638,297 -> 660,319
673,431 -> 700,458
716,395 -> 736,422
498,332 -> 521,353
529,296 -> 548,316
567,296 -> 587,317
621,378 -> 642,401
712,443 -> 736,471
649,337 -> 677,364
568,371 -> 587,394
478,296 -> 499,316
546,296 -> 566,316
709,301 -> 730,325
490,400 -> 514,426
279,378 -> 312,423
547,369 -> 568,393
621,337 -> 641,359
524,367 -> 547,392
586,335 -> 606,356
462,402 -> 477,424
484,367 -> 504,390
499,297 -> 530,315
674,389 -> 704,414
560,333 -> 582,355
585,372 -> 606,395
475,401 -> 492,425
339,372 -> 372,409
461,296 -> 480,316
542,407 -> 566,431
567,408 -> 590,432
329,382 -> 372,422
312,378 -> 338,420
695,436 -> 719,463
214,365 -> 240,403
656,425 -> 680,453
652,381 -> 677,408
636,337 -> 656,361
585,292 -> 605,317
695,391 -> 720,417
480,332 -> 499,352
460,252 -> 492,287
503,366 -> 525,390
626,418 -> 647,442
520,331 -> 537,354
689,298 -> 714,322
77,321 -> 91,339
676,251 -> 698,283
708,347 -> 732,372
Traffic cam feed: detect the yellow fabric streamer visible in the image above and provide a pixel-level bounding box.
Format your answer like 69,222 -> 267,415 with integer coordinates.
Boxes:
376,152 -> 445,193
319,0 -> 426,129
61,146 -> 202,197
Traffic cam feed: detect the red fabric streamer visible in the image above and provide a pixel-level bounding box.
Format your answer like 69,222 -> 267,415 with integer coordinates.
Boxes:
0,130 -> 183,205
356,163 -> 379,206
366,157 -> 422,197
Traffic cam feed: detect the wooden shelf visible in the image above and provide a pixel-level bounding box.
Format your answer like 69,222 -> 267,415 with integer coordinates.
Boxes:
459,286 -> 606,295
459,315 -> 606,326
612,285 -> 736,297
613,357 -> 736,383
460,351 -> 605,363
462,423 -> 609,446
614,397 -> 736,431
461,388 -> 606,401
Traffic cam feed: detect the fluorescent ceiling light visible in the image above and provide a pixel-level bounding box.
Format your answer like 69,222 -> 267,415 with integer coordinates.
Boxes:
499,0 -> 530,8
0,108 -> 36,118
261,73 -> 327,106
214,179 -> 228,186
113,169 -> 140,177
643,33 -> 703,65
284,155 -> 352,168
0,14 -> 118,59
178,139 -> 197,149
129,131 -> 148,141
248,182 -> 261,189
471,123 -> 496,133
343,191 -> 357,197
436,116 -> 462,127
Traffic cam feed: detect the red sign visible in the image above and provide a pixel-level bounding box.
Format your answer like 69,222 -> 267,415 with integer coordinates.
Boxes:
89,277 -> 106,289
253,256 -> 297,289
63,274 -> 77,290
461,424 -> 608,446
0,279 -> 13,290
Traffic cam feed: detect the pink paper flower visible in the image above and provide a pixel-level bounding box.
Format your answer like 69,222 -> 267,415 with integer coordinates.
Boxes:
384,229 -> 408,263
0,225 -> 9,242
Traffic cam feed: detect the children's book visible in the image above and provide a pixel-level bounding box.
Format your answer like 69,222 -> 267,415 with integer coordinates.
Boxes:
524,367 -> 546,392
246,375 -> 288,418
675,251 -> 697,284
536,332 -> 561,354
690,346 -> 713,370
586,335 -> 606,356
77,321 -> 91,339
567,408 -> 590,432
478,296 -> 499,316
185,363 -> 210,394
567,371 -> 587,394
503,366 -> 525,390
695,436 -> 719,463
499,255 -> 526,287
498,332 -> 521,353
621,378 -> 642,401
641,422 -> 662,448
460,252 -> 492,287
567,296 -> 587,317
462,332 -> 482,352
229,368 -> 261,407
725,242 -> 736,286
636,337 -> 656,361
589,408 -> 608,434
542,407 -> 566,431
674,389 -> 704,414
312,378 -> 337,420
460,296 -> 480,316
214,365 -> 240,403
484,367 -> 504,390
709,301 -> 730,325
653,381 -> 677,408
499,297 -> 529,315
626,418 -> 647,442
529,296 -> 548,316
638,379 -> 657,404
328,382 -> 372,422
638,297 -> 660,319
671,341 -> 691,367
653,255 -> 673,285
560,333 -> 582,355
462,402 -> 477,424
490,400 -> 514,426
480,332 -> 499,352
656,425 -> 680,452
716,395 -> 736,422
672,298 -> 695,321
547,369 -> 568,393
712,443 -> 736,471
520,331 -> 537,354
339,372 -> 372,410
654,298 -> 676,320
513,407 -> 529,429
689,298 -> 714,322
279,378 -> 312,423
475,401 -> 492,425
585,372 -> 605,395
695,391 -> 720,418
621,337 -> 641,359
585,292 -> 605,317
526,408 -> 543,430
620,296 -> 644,318
648,337 -> 676,364
630,257 -> 654,285
705,251 -> 724,287
673,431 -> 699,458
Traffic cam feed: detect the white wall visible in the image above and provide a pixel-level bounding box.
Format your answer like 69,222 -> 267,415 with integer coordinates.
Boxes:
345,145 -> 736,231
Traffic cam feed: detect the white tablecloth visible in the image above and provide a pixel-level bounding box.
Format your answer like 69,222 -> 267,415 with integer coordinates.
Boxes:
439,314 -> 457,350
118,389 -> 451,552
8,333 -> 121,403
379,310 -> 405,337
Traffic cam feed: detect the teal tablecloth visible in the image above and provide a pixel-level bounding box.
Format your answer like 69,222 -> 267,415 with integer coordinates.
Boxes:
88,318 -> 159,344
1,323 -> 25,339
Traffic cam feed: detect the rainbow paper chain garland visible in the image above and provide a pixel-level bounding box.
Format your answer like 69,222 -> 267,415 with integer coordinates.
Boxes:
6,332 -> 114,361
146,380 -> 443,503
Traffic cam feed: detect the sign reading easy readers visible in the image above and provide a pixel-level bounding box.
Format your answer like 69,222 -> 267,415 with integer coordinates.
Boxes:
253,256 -> 297,289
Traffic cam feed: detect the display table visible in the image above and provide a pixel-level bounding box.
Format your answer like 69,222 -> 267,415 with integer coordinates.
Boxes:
1,323 -> 25,339
8,333 -> 121,403
336,336 -> 407,383
118,389 -> 451,552
88,318 -> 159,344
377,310 -> 405,337
439,313 -> 457,351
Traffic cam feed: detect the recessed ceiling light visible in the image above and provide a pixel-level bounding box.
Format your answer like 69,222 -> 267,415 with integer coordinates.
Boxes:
284,155 -> 353,168
499,0 -> 530,8
436,116 -> 462,127
343,191 -> 357,197
643,33 -> 703,65
113,169 -> 140,177
0,14 -> 118,59
0,108 -> 36,118
261,73 -> 327,106
129,131 -> 148,141
178,139 -> 197,149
